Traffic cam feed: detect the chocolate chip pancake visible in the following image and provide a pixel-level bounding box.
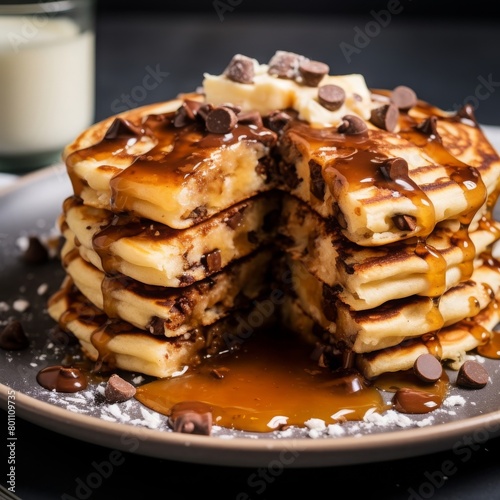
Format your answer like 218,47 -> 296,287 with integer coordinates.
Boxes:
278,111 -> 497,247
42,50 -> 500,429
48,279 -> 273,378
282,292 -> 500,379
60,192 -> 279,287
59,236 -> 272,337
63,95 -> 278,230
279,193 -> 500,310
282,253 -> 500,353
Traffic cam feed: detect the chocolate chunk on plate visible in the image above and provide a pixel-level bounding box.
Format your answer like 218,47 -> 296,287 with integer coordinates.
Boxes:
169,401 -> 213,435
392,387 -> 439,414
104,374 -> 137,403
456,360 -> 489,389
0,320 -> 29,350
23,235 -> 49,265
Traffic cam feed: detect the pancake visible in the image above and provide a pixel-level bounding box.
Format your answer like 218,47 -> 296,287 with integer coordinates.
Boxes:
279,193 -> 500,310
282,253 -> 500,353
278,113 -> 498,247
282,293 -> 500,379
62,95 -> 278,229
60,236 -> 272,337
47,279 -> 273,378
60,192 -> 280,287
356,298 -> 500,379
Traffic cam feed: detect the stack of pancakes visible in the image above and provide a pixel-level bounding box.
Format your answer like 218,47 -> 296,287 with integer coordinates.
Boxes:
49,51 -> 500,385
48,96 -> 281,378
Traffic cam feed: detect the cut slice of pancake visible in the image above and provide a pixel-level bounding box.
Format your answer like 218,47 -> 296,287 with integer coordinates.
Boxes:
282,254 -> 500,353
48,279 -> 273,378
60,192 -> 280,287
280,193 -> 500,310
63,95 -> 278,229
60,237 -> 272,337
278,107 -> 500,246
281,293 -> 500,379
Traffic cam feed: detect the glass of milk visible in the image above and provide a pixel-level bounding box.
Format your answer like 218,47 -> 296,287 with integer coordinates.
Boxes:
0,1 -> 95,173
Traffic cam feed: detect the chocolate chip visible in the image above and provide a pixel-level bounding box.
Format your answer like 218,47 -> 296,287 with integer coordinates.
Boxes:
455,103 -> 478,124
205,106 -> 238,134
0,321 -> 29,350
196,103 -> 214,122
322,283 -> 338,322
279,162 -> 301,189
318,84 -> 346,111
104,374 -> 136,403
337,115 -> 368,135
309,159 -> 325,201
23,235 -> 49,265
201,249 -> 222,273
369,104 -> 399,132
173,100 -> 203,128
299,60 -> 329,87
268,50 -> 305,79
392,214 -> 417,231
392,387 -> 440,414
104,118 -> 144,140
169,403 -> 213,435
247,231 -> 258,244
223,54 -> 255,84
413,353 -> 443,384
265,110 -> 292,134
415,115 -> 441,140
224,210 -> 244,230
187,205 -> 208,221
456,360 -> 489,389
379,157 -> 409,181
390,85 -> 417,111
237,110 -> 263,127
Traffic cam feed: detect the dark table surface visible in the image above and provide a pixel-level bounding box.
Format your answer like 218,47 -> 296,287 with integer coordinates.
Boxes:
2,9 -> 500,500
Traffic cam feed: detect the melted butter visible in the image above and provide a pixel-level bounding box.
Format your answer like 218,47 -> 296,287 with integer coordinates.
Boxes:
135,330 -> 388,432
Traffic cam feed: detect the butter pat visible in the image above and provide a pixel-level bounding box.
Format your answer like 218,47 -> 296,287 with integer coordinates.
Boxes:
203,56 -> 372,128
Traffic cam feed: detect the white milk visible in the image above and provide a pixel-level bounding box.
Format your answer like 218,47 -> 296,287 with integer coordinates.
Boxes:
0,16 -> 94,156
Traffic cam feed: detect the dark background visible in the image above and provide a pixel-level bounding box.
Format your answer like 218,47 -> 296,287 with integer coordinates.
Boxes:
95,0 -> 499,18
89,0 -> 500,126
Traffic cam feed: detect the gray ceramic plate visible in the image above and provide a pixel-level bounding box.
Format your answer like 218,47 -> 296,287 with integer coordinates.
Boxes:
2,127 -> 500,468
